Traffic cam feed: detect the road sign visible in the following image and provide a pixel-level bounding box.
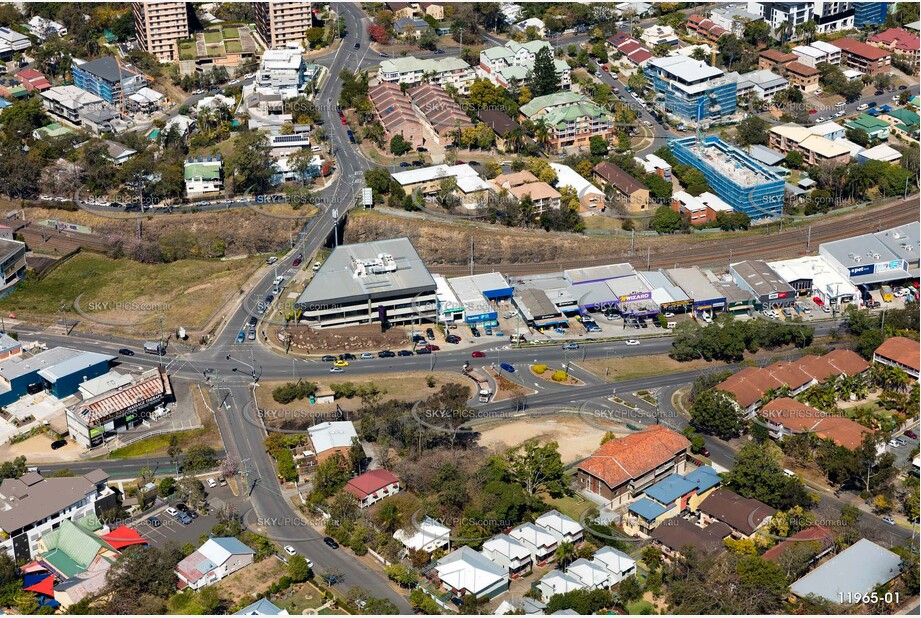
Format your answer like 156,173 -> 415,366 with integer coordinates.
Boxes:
362,187 -> 372,207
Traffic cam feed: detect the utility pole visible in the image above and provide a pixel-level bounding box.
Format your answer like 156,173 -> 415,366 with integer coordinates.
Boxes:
646,246 -> 651,270
157,315 -> 164,368
806,224 -> 812,251
469,237 -> 474,276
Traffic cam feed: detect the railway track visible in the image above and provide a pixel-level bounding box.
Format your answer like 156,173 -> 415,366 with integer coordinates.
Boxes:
427,198 -> 918,276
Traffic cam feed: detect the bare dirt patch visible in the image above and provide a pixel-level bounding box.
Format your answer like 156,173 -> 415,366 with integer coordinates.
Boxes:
477,415 -> 606,463
577,354 -> 720,382
283,323 -> 415,354
213,558 -> 287,600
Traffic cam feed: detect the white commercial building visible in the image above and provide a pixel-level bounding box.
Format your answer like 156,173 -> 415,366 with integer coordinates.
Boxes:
736,69 -> 788,100
767,255 -> 857,306
256,48 -> 305,99
792,41 -> 842,67
747,2 -> 855,37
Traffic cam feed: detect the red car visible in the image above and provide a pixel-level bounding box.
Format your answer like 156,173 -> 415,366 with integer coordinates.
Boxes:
424,344 -> 440,352
812,296 -> 824,306
340,116 -> 347,125
602,64 -> 609,72
292,257 -> 303,267
904,430 -> 918,440
471,351 -> 486,358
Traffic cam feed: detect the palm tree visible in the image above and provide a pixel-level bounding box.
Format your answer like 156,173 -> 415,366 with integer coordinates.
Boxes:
690,47 -> 708,63
554,541 -> 577,568
375,502 -> 402,533
504,126 -> 525,153
533,119 -> 551,152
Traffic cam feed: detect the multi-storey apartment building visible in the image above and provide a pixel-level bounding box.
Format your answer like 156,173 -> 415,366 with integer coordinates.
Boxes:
254,2 -> 313,49
644,56 -> 737,123
478,40 -> 571,89
378,56 -> 476,94
133,2 -> 190,62
518,92 -> 616,151
747,2 -> 854,37
769,123 -> 852,166
831,37 -> 892,75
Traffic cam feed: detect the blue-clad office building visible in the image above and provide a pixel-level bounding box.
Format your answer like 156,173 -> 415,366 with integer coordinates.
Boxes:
854,2 -> 888,27
669,136 -> 785,221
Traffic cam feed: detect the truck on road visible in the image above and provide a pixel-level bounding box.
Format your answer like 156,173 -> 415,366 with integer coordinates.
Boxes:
464,366 -> 493,402
143,341 -> 164,355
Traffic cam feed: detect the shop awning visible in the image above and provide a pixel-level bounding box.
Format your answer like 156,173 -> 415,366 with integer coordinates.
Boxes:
102,525 -> 148,550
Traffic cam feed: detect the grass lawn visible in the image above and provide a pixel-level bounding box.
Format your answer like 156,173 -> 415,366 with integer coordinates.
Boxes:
105,425 -> 220,459
225,40 -> 243,53
207,43 -> 225,57
0,252 -> 263,335
204,30 -> 223,44
627,600 -> 654,615
544,494 -> 590,521
584,215 -> 628,232
178,41 -> 196,60
222,27 -> 240,39
577,354 -> 717,382
274,582 -> 335,614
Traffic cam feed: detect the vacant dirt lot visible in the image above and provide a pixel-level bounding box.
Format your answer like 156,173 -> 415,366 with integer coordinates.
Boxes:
576,354 -> 719,382
477,415 -> 611,463
214,558 -> 286,600
284,323 -> 415,354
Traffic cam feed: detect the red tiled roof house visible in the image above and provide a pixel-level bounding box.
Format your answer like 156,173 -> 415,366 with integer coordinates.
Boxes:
344,469 -> 401,508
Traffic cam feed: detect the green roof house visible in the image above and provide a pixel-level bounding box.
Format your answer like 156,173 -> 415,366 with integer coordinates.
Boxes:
881,108 -> 920,139
845,114 -> 890,140
184,154 -> 224,198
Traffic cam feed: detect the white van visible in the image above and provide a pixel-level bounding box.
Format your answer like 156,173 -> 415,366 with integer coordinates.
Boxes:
857,103 -> 869,111
783,468 -> 796,478
835,101 -> 845,108
666,321 -> 677,329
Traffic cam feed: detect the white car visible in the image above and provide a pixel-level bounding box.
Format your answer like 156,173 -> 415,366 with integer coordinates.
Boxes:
663,312 -> 674,318
312,262 -> 321,272
207,478 -> 217,488
625,339 -> 641,346
165,507 -> 179,517
888,439 -> 901,448
359,352 -> 374,359
284,545 -> 297,556
857,103 -> 869,111
329,366 -> 345,373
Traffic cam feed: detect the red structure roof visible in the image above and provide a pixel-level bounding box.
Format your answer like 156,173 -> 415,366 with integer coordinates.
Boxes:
102,525 -> 148,550
24,574 -> 55,597
344,469 -> 400,500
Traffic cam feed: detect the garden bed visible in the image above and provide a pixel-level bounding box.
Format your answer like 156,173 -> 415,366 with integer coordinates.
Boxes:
530,364 -> 584,386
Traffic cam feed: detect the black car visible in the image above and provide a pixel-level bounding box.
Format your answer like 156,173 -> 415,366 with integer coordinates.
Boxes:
265,294 -> 275,303
118,348 -> 135,356
147,516 -> 161,527
416,147 -> 428,153
416,348 -> 432,355
433,48 -> 445,54
378,350 -> 395,358
322,355 -> 337,362
51,439 -> 67,450
899,85 -> 907,90
398,350 -> 414,356
470,328 -> 480,337
874,90 -> 884,96
445,335 -> 461,344
426,328 -> 435,340
340,353 -> 356,361
399,161 -> 411,167
176,503 -> 189,512
323,536 -> 340,549
248,316 -> 258,326
354,42 -> 360,49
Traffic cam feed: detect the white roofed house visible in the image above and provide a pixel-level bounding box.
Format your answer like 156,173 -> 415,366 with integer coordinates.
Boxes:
566,558 -> 612,590
428,546 -> 510,601
480,534 -> 533,578
549,163 -> 605,211
175,537 -> 255,590
592,546 -> 637,584
536,569 -> 585,603
306,420 -> 359,464
535,510 -> 584,545
508,522 -> 557,566
394,516 -> 451,554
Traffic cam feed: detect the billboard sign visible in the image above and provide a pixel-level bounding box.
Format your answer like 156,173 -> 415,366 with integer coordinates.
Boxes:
848,264 -> 874,277
619,292 -> 652,303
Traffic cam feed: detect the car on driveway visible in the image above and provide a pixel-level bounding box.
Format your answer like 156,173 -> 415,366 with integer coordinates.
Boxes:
323,536 -> 339,549
426,328 -> 435,340
119,348 -> 135,356
284,545 -> 297,556
500,363 -> 515,372
471,351 -> 486,358
51,440 -> 67,450
445,335 -> 460,344
625,339 -> 641,346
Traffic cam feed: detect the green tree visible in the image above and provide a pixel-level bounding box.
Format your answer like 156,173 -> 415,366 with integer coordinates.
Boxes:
691,390 -> 747,439
736,115 -> 770,147
529,46 -> 560,97
727,442 -> 815,510
649,205 -> 684,234
184,445 -> 217,472
504,439 -> 567,496
589,135 -> 608,157
389,134 -> 411,156
288,554 -> 312,582
227,132 -> 273,193
618,575 -> 643,603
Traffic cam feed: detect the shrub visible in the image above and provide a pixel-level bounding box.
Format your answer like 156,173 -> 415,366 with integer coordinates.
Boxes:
551,370 -> 568,382
533,364 -> 548,374
272,381 -> 318,404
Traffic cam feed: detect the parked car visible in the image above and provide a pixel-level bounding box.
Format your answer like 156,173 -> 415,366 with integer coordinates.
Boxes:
471,350 -> 486,358
470,328 -> 480,337
398,350 -> 414,356
284,545 -> 297,556
415,348 -> 431,355
267,256 -> 278,264
208,478 -> 217,488
321,355 -> 336,362
904,430 -> 918,440
424,344 -> 440,351
499,362 -> 515,372
562,343 -> 580,350
445,335 -> 460,344
378,350 -> 395,358
166,507 -> 179,517
359,352 -> 374,359
812,296 -> 824,306
147,516 -> 161,527
323,536 -> 340,549
51,440 -> 67,450
425,328 -> 435,340
339,353 -> 356,361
